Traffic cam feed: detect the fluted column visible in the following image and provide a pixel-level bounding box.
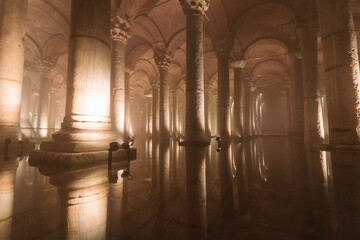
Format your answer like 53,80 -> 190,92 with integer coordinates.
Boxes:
242,78 -> 252,139
151,80 -> 160,139
180,0 -> 209,144
204,84 -> 211,139
214,38 -> 233,142
154,50 -> 171,140
317,0 -> 360,145
0,0 -> 27,143
124,71 -> 131,138
298,17 -> 322,144
42,0 -> 114,153
289,53 -> 305,138
110,14 -> 132,142
36,60 -> 53,138
171,89 -> 178,136
231,60 -> 245,138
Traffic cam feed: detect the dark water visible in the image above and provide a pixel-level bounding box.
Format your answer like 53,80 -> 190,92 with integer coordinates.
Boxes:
1,137 -> 359,239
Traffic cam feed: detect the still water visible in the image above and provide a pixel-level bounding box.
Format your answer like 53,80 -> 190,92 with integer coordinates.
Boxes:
1,137 -> 359,239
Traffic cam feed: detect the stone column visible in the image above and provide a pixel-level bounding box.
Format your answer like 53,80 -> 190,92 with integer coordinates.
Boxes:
180,0 -> 209,144
146,96 -> 152,136
36,60 -> 53,138
41,0 -> 114,153
48,88 -> 58,134
151,80 -> 160,139
317,0 -> 360,145
214,38 -> 233,142
231,60 -> 245,138
299,17 -> 322,144
20,77 -> 31,128
171,89 -> 178,137
242,78 -> 252,139
124,71 -> 131,138
110,14 -> 132,142
154,50 -> 171,140
204,84 -> 212,139
289,53 -> 305,138
0,0 -> 27,143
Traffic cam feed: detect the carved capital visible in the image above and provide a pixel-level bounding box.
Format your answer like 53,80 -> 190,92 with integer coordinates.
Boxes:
37,59 -> 54,75
111,15 -> 132,43
213,37 -> 234,58
204,84 -> 212,93
296,15 -> 318,35
154,49 -> 172,69
243,78 -> 252,87
150,79 -> 160,89
230,60 -> 245,69
179,0 -> 209,14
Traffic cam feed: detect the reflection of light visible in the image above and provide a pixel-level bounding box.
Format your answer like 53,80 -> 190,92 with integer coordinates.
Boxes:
318,98 -> 325,140
320,151 -> 328,186
129,124 -> 133,136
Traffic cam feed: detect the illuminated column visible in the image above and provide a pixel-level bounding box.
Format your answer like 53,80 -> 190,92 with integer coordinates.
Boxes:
289,53 -> 305,138
299,17 -> 322,144
0,0 -> 27,142
36,60 -> 53,138
204,84 -> 211,139
171,89 -> 178,136
154,50 -> 171,139
232,60 -> 245,138
20,77 -> 31,128
317,0 -> 360,145
242,78 -> 252,139
151,80 -> 160,139
180,0 -> 209,144
146,96 -> 152,136
214,38 -> 233,142
110,14 -> 132,142
186,146 -> 207,239
42,0 -> 114,152
124,71 -> 131,138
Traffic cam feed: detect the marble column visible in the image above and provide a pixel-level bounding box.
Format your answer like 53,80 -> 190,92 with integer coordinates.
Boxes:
231,60 -> 245,138
289,53 -> 305,138
214,38 -> 233,142
154,50 -> 171,140
20,77 -> 31,128
204,84 -> 211,139
317,0 -> 360,145
48,88 -> 58,135
151,80 -> 160,140
0,0 -> 27,143
299,17 -> 322,144
180,0 -> 209,144
110,14 -> 132,142
242,78 -> 252,139
36,60 -> 53,138
124,71 -> 131,138
171,89 -> 178,136
42,0 -> 114,153
147,96 -> 152,136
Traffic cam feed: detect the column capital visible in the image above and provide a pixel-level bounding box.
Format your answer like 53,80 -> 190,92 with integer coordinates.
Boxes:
37,59 -> 54,75
243,77 -> 252,87
230,60 -> 246,69
179,0 -> 209,14
111,15 -> 132,43
204,84 -> 212,93
288,51 -> 302,60
213,36 -> 234,58
150,79 -> 160,89
154,49 -> 172,69
296,15 -> 318,33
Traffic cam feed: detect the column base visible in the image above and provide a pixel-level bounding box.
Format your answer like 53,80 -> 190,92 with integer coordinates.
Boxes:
40,140 -> 114,153
314,143 -> 360,152
179,140 -> 210,146
29,148 -> 137,172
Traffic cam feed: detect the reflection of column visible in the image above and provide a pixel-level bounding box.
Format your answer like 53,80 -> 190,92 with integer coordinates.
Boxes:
0,156 -> 19,240
151,80 -> 160,140
52,168 -> 109,239
0,0 -> 27,142
108,172 -> 124,238
186,146 -> 207,239
289,53 -> 304,138
154,50 -> 171,140
214,38 -> 233,141
159,140 -> 170,208
110,14 -> 132,142
43,0 -> 114,152
299,17 -> 321,144
204,84 -> 211,138
151,139 -> 159,188
232,61 -> 245,138
124,71 -> 131,138
36,60 -> 53,138
171,89 -> 178,136
180,0 -> 209,143
242,78 -> 251,138
317,0 -> 360,145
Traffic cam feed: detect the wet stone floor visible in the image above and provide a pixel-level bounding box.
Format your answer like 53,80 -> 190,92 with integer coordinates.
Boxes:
0,136 -> 360,239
